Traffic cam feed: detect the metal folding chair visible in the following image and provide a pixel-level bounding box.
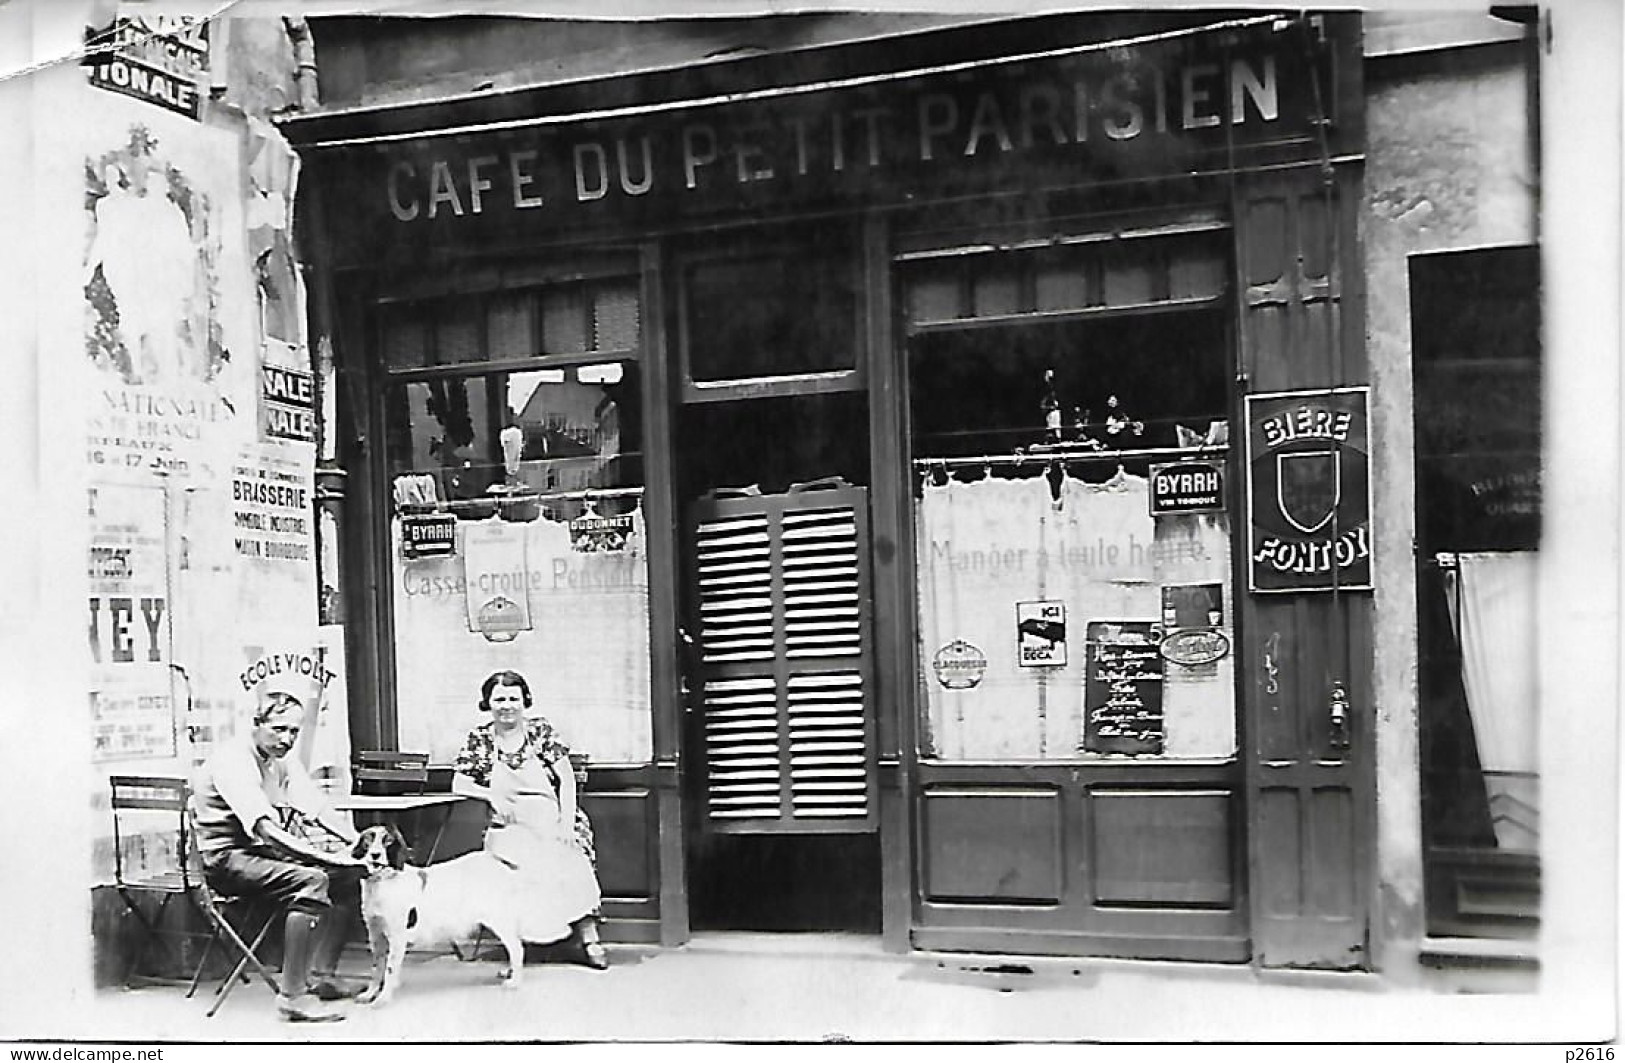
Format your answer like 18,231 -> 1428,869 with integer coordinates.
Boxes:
183,804 -> 288,1017
108,776 -> 283,1014
352,750 -> 430,796
108,775 -> 200,984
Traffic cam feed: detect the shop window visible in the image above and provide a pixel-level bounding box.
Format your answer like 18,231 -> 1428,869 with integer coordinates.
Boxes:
1412,245 -> 1541,937
375,277 -> 652,768
678,221 -> 862,400
904,229 -> 1235,763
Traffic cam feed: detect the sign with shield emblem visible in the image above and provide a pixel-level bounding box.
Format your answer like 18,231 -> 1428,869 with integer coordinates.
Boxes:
1245,388 -> 1372,593
1276,450 -> 1340,534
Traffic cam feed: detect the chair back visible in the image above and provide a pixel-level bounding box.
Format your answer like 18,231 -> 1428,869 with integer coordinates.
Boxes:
109,775 -> 192,889
352,750 -> 431,796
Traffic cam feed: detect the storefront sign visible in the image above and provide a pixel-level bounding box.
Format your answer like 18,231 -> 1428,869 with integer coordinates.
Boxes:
1150,460 -> 1225,515
1082,620 -> 1164,755
1016,600 -> 1067,667
569,513 -> 634,553
84,11 -> 209,121
1244,388 -> 1372,593
261,363 -> 316,443
462,523 -> 533,642
932,640 -> 987,689
318,22 -> 1348,267
402,512 -> 458,559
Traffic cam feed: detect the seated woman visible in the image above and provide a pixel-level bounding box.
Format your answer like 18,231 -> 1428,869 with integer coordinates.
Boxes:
452,669 -> 608,969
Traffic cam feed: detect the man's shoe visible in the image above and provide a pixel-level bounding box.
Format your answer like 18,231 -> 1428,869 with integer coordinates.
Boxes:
276,993 -> 347,1022
581,943 -> 609,970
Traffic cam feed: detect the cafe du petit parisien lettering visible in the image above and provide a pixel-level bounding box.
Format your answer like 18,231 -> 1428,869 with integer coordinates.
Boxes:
382,53 -> 1285,223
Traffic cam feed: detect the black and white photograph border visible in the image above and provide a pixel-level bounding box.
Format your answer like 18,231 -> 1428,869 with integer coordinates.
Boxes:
0,0 -> 1618,1050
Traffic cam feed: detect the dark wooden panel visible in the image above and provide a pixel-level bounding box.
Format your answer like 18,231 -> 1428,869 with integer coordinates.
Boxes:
1253,787 -> 1303,917
583,788 -> 655,901
1306,786 -> 1356,915
912,763 -> 1248,960
1237,180 -> 1337,392
921,786 -> 1062,904
1090,789 -> 1234,907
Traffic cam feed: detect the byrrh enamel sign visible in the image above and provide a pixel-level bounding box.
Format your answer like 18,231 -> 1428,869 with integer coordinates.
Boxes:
1244,387 -> 1373,593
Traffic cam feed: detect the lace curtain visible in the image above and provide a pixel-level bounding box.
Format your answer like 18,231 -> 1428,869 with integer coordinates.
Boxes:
1445,551 -> 1540,850
915,471 -> 1234,761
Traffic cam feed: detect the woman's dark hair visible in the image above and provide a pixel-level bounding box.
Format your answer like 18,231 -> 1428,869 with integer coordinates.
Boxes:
479,670 -> 533,712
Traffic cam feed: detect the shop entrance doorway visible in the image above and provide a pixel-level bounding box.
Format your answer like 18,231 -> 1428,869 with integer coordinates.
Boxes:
675,394 -> 882,933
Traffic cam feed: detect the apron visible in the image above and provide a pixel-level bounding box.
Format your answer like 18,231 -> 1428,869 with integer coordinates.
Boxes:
485,757 -> 601,943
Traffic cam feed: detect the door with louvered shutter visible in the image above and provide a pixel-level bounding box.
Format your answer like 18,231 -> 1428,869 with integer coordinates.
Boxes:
690,484 -> 876,834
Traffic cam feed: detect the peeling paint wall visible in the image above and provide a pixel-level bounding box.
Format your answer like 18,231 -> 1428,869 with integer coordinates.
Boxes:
0,0 -> 346,996
1362,39 -> 1537,977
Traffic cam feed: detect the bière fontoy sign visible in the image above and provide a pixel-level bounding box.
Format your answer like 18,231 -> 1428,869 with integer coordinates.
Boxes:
1244,387 -> 1372,594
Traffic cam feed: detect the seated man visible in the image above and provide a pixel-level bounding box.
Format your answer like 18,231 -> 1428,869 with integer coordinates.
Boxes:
193,682 -> 367,1022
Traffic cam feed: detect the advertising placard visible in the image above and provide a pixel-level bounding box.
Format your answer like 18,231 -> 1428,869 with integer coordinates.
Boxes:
569,512 -> 634,553
1016,600 -> 1067,667
1244,387 -> 1373,593
88,483 -> 175,761
261,362 -> 316,443
84,10 -> 210,121
402,512 -> 458,559
1149,459 -> 1225,515
1082,620 -> 1165,755
932,640 -> 987,690
231,448 -> 314,566
462,522 -> 534,642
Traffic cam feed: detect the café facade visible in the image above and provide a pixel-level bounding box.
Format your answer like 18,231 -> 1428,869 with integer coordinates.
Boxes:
274,8 -> 1545,975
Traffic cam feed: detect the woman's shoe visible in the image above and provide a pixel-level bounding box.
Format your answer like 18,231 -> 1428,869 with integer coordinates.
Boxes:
582,942 -> 609,970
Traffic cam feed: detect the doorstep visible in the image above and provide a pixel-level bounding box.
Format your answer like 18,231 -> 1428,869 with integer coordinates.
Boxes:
1419,935 -> 1540,969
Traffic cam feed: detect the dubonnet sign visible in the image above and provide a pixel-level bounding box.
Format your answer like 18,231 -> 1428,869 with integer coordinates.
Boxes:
1244,387 -> 1373,593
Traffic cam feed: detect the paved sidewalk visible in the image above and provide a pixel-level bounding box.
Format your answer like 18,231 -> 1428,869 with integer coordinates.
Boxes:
45,933 -> 1576,1044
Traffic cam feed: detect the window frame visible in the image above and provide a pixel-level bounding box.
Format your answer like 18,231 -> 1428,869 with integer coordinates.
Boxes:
674,221 -> 868,404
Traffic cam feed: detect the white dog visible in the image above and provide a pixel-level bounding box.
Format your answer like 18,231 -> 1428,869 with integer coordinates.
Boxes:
352,823 -> 527,1004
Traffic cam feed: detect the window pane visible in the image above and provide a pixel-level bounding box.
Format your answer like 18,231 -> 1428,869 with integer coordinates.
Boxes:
385,374 -> 498,503
593,283 -> 641,351
381,306 -> 430,369
542,287 -> 590,355
907,297 -> 1234,763
502,361 -> 643,516
909,312 -> 1230,458
487,290 -> 534,361
685,226 -> 858,381
903,231 -> 1226,326
435,303 -> 481,365
1410,245 -> 1542,938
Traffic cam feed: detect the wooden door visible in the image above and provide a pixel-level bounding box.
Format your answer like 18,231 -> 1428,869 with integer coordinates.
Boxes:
688,482 -> 877,833
1235,169 -> 1374,969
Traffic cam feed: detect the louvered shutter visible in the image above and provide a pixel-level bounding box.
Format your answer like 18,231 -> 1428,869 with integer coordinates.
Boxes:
690,484 -> 875,833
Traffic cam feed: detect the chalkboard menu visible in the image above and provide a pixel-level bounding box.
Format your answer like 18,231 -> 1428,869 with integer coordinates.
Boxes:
1082,620 -> 1165,755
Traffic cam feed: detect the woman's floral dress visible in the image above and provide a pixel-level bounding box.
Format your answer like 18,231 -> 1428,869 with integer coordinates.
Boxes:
455,717 -> 597,867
